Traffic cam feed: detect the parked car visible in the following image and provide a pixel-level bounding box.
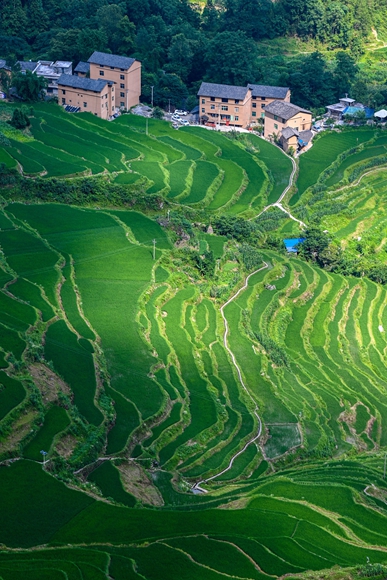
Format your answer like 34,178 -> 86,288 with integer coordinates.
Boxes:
172,114 -> 181,122
175,109 -> 187,116
180,119 -> 190,126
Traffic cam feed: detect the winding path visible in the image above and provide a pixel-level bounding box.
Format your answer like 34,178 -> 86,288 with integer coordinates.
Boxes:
253,144 -> 306,227
192,262 -> 269,492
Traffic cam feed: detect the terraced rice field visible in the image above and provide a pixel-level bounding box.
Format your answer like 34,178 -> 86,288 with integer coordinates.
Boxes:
3,108 -> 387,578
0,102 -> 293,215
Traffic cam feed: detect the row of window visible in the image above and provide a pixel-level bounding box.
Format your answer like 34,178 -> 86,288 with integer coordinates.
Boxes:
203,100 -> 265,111
99,65 -> 126,72
273,115 -> 286,123
100,71 -> 126,80
62,98 -> 126,111
202,96 -> 268,104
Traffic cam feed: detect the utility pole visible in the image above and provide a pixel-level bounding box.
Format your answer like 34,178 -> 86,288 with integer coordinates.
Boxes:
168,99 -> 171,114
146,117 -> 148,136
151,85 -> 154,108
152,238 -> 157,260
167,209 -> 170,222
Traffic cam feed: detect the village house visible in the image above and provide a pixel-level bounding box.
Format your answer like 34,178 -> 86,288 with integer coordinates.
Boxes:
58,51 -> 141,119
57,75 -> 115,119
197,81 -> 290,127
16,60 -> 72,95
263,100 -> 312,152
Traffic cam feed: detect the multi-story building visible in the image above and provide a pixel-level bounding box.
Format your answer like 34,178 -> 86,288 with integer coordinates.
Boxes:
197,81 -> 290,127
58,51 -> 141,119
57,75 -> 114,119
263,101 -> 313,152
88,51 -> 141,111
17,60 -> 72,95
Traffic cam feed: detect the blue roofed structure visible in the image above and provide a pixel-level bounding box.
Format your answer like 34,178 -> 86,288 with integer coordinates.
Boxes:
284,238 -> 305,253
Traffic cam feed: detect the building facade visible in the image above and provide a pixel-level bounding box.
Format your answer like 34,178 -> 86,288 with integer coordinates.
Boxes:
264,101 -> 312,137
58,51 -> 141,119
57,75 -> 114,119
197,82 -> 290,128
88,51 -> 141,111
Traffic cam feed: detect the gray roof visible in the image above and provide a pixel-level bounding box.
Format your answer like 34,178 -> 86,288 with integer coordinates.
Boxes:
299,130 -> 313,142
58,74 -> 107,92
17,61 -> 37,72
74,61 -> 90,74
264,100 -> 311,120
248,84 -> 289,99
197,82 -> 249,100
281,127 -> 298,139
88,51 -> 135,70
0,59 -> 11,71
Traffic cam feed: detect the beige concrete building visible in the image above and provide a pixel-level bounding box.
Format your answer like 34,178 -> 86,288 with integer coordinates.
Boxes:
88,51 -> 141,111
58,75 -> 114,119
263,101 -> 312,151
58,51 -> 141,119
197,82 -> 290,127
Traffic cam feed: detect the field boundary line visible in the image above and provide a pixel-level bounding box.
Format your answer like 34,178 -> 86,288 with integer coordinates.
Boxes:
192,262 -> 269,492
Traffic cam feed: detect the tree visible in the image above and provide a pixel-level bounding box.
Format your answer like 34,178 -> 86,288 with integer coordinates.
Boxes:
25,0 -> 49,43
0,0 -> 27,38
297,226 -> 330,265
333,52 -> 358,98
8,107 -> 31,129
12,71 -> 46,101
151,106 -> 164,119
205,31 -> 259,85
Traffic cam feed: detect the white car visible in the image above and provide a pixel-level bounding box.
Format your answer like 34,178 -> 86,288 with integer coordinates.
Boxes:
175,109 -> 187,116
180,119 -> 190,126
172,114 -> 181,122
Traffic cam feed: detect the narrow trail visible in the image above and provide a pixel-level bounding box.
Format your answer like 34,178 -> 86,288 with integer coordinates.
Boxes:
192,262 -> 269,492
252,145 -> 306,227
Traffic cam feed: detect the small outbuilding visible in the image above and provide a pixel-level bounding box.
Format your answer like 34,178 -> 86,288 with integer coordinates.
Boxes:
283,238 -> 305,253
375,109 -> 387,122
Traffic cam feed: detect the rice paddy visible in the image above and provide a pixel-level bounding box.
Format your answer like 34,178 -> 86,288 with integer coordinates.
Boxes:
2,105 -> 387,579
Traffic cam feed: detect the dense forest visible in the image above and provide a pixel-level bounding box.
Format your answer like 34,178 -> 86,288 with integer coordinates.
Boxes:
1,0 -> 387,111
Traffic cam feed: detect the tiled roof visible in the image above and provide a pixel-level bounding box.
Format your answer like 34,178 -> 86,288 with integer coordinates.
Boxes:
74,61 -> 90,74
299,130 -> 313,142
281,127 -> 298,139
248,84 -> 289,99
88,51 -> 135,70
264,100 -> 311,120
197,82 -> 249,100
58,74 -> 107,92
0,59 -> 12,71
17,61 -> 37,72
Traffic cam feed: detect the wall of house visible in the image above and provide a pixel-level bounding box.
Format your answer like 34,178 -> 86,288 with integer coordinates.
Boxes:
264,111 -> 312,137
199,92 -> 252,127
249,91 -> 291,124
281,134 -> 298,152
89,61 -> 141,110
58,83 -> 114,119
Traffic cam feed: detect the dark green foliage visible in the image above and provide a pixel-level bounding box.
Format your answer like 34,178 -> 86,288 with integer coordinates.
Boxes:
12,72 -> 46,102
193,249 -> 215,277
8,108 -> 30,130
358,562 -> 387,577
239,243 -> 262,271
213,215 -> 259,242
254,331 -> 289,367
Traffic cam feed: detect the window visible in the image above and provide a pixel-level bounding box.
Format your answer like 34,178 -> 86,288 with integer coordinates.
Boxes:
235,107 -> 239,112
100,64 -> 104,68
235,116 -> 239,121
62,89 -> 66,94
295,127 -> 299,131
235,99 -> 239,104
202,98 -> 205,104
252,112 -> 256,117
252,96 -> 256,100
261,97 -> 266,101
282,118 -> 286,123
110,66 -> 114,69
261,112 -> 265,118
100,70 -> 104,76
120,101 -> 125,107
62,98 -> 65,104
274,123 -> 278,129
120,83 -> 124,88
221,98 -> 228,103
210,104 -> 215,110
120,92 -> 125,97
210,97 -> 215,101
252,103 -> 256,108
202,108 -> 205,113
261,104 -> 265,109
120,68 -> 124,71
120,74 -> 124,80
112,96 -> 114,101
274,115 -> 277,120
83,102 -> 87,108
221,105 -> 228,111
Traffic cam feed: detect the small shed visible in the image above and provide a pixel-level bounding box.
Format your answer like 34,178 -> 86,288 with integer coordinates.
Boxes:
283,238 -> 305,253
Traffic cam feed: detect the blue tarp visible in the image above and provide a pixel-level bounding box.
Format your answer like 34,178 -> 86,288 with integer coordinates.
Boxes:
284,238 -> 305,253
343,106 -> 374,119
